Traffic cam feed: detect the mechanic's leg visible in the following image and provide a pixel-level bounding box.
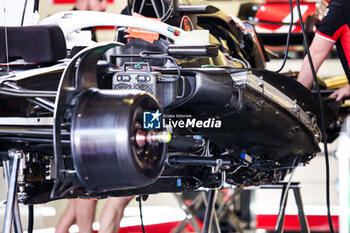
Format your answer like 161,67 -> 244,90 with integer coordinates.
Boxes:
75,199 -> 97,233
56,200 -> 76,233
99,196 -> 134,233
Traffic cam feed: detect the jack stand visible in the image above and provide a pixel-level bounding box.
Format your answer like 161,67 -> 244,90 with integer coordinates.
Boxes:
173,189 -> 246,233
173,190 -> 221,233
173,193 -> 202,233
216,189 -> 246,233
2,150 -> 24,233
259,182 -> 310,233
202,190 -> 221,233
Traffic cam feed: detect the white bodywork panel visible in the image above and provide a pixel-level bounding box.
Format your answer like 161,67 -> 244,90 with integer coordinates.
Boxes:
40,11 -> 210,48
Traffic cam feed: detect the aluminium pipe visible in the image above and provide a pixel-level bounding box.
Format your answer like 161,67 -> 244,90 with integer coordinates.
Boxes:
2,82 -> 55,111
167,156 -> 232,167
202,190 -> 217,233
0,126 -> 70,137
3,150 -> 23,233
0,87 -> 56,98
0,136 -> 70,144
4,160 -> 23,233
27,98 -> 54,112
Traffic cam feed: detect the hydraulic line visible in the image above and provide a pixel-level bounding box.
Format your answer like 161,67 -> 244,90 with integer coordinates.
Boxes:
274,0 -> 293,73
28,205 -> 33,233
295,0 -> 334,232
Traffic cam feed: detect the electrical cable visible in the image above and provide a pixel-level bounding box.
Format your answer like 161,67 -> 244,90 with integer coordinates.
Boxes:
133,0 -> 173,22
295,0 -> 334,232
160,1 -> 174,22
150,0 -> 161,18
139,0 -> 146,14
33,0 -> 39,12
179,15 -> 194,30
274,0 -> 293,73
3,7 -> 10,74
21,0 -> 28,26
131,0 -> 139,15
160,0 -> 166,16
28,205 -> 34,233
138,195 -> 146,233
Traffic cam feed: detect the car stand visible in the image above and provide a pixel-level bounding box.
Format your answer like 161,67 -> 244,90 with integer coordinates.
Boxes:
173,189 -> 246,233
259,182 -> 310,233
173,190 -> 222,233
202,190 -> 220,233
173,193 -> 202,233
2,150 -> 24,233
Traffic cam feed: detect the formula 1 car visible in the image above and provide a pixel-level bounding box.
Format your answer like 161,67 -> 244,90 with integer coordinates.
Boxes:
0,0 -> 336,214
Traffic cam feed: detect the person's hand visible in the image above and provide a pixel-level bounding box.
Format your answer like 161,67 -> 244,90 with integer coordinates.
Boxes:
329,84 -> 350,101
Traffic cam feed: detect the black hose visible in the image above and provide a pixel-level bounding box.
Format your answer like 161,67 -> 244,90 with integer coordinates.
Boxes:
295,0 -> 334,232
137,195 -> 146,233
28,205 -> 34,233
21,0 -> 28,26
33,0 -> 39,12
275,0 -> 293,73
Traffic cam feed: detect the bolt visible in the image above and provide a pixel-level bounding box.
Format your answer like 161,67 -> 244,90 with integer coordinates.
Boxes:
292,105 -> 299,114
314,133 -> 321,141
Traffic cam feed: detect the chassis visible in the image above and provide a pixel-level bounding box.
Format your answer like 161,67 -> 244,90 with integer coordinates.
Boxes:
0,0 -> 337,216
